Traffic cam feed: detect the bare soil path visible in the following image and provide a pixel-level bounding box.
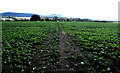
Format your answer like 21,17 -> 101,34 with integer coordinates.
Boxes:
57,22 -> 85,72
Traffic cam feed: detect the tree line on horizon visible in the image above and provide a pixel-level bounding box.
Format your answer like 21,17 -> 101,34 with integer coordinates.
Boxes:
1,14 -> 114,23
30,15 -> 111,23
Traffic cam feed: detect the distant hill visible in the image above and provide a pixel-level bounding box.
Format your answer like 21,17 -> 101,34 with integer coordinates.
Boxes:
1,12 -> 64,17
44,14 -> 63,17
1,12 -> 37,17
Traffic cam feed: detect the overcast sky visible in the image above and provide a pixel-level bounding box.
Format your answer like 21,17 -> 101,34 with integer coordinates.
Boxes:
1,0 -> 119,21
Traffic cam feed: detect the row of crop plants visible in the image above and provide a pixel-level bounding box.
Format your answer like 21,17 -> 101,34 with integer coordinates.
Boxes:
2,22 -> 60,73
61,22 -> 120,73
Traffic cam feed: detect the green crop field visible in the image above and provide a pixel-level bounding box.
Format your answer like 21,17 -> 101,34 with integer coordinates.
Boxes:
2,21 -> 120,73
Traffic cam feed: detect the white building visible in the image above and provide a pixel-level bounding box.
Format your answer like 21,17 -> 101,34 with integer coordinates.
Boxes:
0,18 -> 15,21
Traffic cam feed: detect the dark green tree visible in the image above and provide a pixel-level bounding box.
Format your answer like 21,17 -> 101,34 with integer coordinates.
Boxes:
30,15 -> 41,21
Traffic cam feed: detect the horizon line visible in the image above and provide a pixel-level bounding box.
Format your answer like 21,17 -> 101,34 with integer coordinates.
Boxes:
1,12 -> 118,21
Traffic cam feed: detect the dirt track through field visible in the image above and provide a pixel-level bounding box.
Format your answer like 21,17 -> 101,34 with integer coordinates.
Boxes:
57,22 -> 83,71
59,30 -> 66,69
